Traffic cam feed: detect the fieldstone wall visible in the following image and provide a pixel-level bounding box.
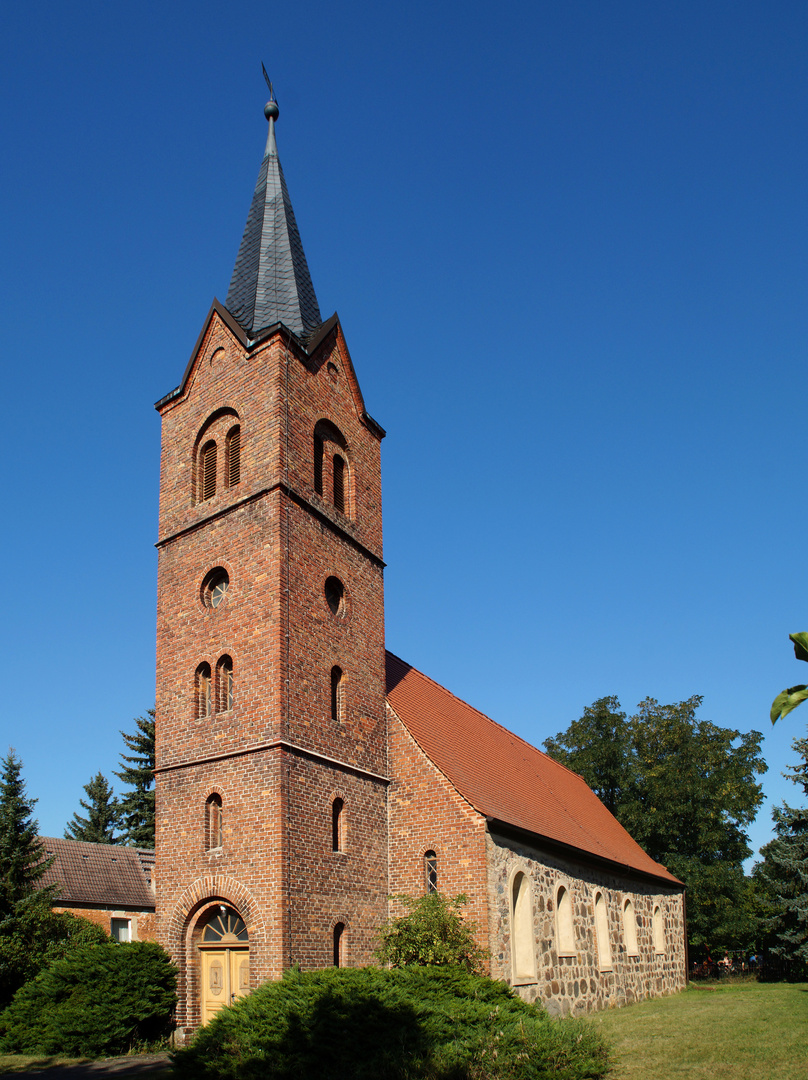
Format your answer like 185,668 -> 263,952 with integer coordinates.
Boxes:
487,830 -> 686,1015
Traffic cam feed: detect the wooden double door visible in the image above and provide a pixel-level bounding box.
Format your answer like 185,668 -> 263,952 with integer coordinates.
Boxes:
200,947 -> 250,1023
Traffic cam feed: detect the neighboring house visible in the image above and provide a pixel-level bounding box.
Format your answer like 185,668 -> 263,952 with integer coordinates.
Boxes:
41,837 -> 156,942
152,92 -> 687,1037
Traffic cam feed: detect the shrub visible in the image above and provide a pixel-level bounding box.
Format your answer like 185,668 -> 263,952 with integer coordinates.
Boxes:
172,965 -> 609,1080
0,890 -> 110,1010
376,892 -> 486,972
0,940 -> 177,1057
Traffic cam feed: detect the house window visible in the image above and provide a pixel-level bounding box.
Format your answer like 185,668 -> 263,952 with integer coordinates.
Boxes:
653,904 -> 665,954
333,454 -> 346,513
511,872 -> 535,981
217,655 -> 233,712
226,426 -> 241,487
111,918 -> 131,942
556,884 -> 575,956
330,666 -> 343,723
332,798 -> 344,852
424,850 -> 438,893
594,891 -> 612,970
623,898 -> 639,956
196,663 -> 212,718
200,441 -> 217,501
333,922 -> 345,967
206,794 -> 222,850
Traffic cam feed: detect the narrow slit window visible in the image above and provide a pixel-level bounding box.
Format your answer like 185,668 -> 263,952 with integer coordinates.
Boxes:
333,922 -> 345,967
653,904 -> 665,954
332,798 -> 344,852
330,666 -> 343,723
206,794 -> 222,850
227,427 -> 241,487
201,441 -> 217,501
511,872 -> 535,980
313,435 -> 324,495
217,655 -> 233,712
196,663 -> 212,718
333,454 -> 345,513
424,850 -> 438,893
594,891 -> 612,970
556,885 -> 575,955
623,898 -> 639,956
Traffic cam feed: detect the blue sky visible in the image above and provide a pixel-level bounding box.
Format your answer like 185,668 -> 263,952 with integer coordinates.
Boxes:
2,0 -> 806,863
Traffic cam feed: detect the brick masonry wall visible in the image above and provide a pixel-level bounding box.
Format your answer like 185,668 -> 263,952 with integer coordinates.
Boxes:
387,706 -> 490,962
53,906 -> 157,941
486,830 -> 687,1015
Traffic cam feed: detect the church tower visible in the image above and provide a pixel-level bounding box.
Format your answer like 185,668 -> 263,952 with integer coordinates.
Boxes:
153,93 -> 388,1035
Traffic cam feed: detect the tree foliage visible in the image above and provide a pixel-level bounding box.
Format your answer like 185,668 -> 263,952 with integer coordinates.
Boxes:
543,696 -> 766,954
64,771 -> 119,844
771,632 -> 808,724
0,750 -> 53,919
376,893 -> 486,972
754,732 -> 808,970
0,940 -> 177,1057
114,711 -> 155,848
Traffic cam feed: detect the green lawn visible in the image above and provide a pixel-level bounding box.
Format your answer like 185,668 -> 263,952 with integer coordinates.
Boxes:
0,1054 -> 171,1076
594,981 -> 808,1080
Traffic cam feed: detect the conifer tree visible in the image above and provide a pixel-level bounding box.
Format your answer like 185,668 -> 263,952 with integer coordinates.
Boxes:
0,750 -> 53,918
754,732 -> 808,966
64,772 -> 119,844
114,711 -> 155,848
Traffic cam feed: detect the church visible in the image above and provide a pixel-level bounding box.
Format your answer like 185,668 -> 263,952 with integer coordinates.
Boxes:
152,92 -> 687,1038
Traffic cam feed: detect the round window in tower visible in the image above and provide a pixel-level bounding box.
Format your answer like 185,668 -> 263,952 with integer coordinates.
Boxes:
202,567 -> 230,609
324,576 -> 345,616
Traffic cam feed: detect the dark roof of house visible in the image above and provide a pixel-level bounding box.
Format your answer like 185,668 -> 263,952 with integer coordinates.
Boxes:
385,652 -> 681,886
225,100 -> 322,342
40,838 -> 155,910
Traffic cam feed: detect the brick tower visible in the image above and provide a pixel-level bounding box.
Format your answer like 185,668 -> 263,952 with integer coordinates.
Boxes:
153,92 -> 388,1035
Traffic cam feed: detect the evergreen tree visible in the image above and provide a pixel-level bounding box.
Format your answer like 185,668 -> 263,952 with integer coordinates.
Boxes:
754,732 -> 808,967
64,772 -> 119,844
0,750 -> 53,919
114,712 -> 155,848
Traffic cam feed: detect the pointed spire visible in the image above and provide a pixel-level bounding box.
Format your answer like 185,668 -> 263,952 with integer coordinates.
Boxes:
225,92 -> 322,342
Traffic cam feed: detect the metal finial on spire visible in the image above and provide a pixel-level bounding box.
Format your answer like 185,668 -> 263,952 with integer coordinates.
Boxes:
262,62 -> 279,121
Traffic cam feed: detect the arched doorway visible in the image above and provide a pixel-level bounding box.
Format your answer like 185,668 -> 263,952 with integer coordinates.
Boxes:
198,905 -> 250,1023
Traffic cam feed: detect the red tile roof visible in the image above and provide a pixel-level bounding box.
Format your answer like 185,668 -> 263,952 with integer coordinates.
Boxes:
386,652 -> 680,885
41,838 -> 156,910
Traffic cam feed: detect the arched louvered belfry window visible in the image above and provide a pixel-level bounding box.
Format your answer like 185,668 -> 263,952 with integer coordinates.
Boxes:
200,441 -> 217,502
330,665 -> 343,723
594,891 -> 612,970
332,798 -> 344,852
205,794 -> 222,850
424,850 -> 438,893
216,655 -> 233,712
226,426 -> 241,487
196,663 -> 212,718
333,922 -> 345,967
333,454 -> 346,513
511,872 -> 535,981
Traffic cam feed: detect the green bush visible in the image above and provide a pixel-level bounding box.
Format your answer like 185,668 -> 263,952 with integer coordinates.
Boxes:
376,892 -> 486,972
172,965 -> 609,1080
0,940 -> 177,1057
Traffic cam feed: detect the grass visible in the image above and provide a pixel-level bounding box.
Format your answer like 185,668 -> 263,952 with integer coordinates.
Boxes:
0,1053 -> 171,1075
594,980 -> 808,1080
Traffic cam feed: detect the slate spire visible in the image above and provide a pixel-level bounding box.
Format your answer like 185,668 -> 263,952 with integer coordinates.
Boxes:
225,94 -> 322,341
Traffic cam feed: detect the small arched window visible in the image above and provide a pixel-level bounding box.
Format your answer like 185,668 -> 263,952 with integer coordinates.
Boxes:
200,441 -> 217,501
226,426 -> 241,487
556,884 -> 575,956
333,454 -> 346,513
332,798 -> 344,852
313,434 -> 324,495
333,922 -> 345,967
424,850 -> 438,893
594,891 -> 612,970
196,663 -> 212,718
330,666 -> 343,723
623,898 -> 639,956
653,904 -> 665,954
216,655 -> 233,712
511,872 -> 535,981
206,794 -> 222,850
